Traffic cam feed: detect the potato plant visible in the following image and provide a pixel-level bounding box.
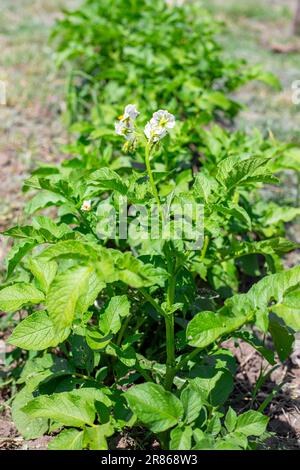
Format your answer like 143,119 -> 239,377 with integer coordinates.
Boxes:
51,0 -> 300,214
52,0 -> 279,130
1,107 -> 300,450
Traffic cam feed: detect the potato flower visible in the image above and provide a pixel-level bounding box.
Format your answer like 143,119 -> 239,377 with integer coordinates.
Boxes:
81,200 -> 92,212
122,104 -> 140,120
144,110 -> 175,142
115,104 -> 139,140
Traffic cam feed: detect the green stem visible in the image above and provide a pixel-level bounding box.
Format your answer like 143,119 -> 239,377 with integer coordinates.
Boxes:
144,144 -> 178,391
233,189 -> 239,205
116,315 -> 131,347
164,244 -> 177,391
145,142 -> 163,221
72,372 -> 96,382
164,313 -> 176,391
200,235 -> 209,261
140,288 -> 166,317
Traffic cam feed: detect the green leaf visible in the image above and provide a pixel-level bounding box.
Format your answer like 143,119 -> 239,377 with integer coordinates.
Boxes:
124,383 -> 183,433
170,426 -> 193,450
0,283 -> 44,312
235,331 -> 275,365
115,253 -> 168,288
221,431 -> 248,450
272,289 -> 300,331
75,269 -> 106,320
216,156 -> 273,192
193,173 -> 217,203
86,328 -> 113,351
32,215 -> 73,240
12,383 -> 48,439
180,384 -> 202,424
69,334 -> 94,371
189,368 -> 233,407
259,204 -> 300,226
4,225 -> 43,241
83,423 -> 114,450
204,91 -> 232,110
224,407 -> 237,433
86,167 -> 127,195
100,295 -> 130,335
69,387 -> 112,408
25,190 -> 66,215
4,218 -> 73,244
27,258 -> 57,293
187,266 -> 300,348
22,391 -> 96,427
228,265 -> 300,332
106,343 -> 136,367
46,265 -> 95,329
48,429 -> 84,450
214,203 -> 252,229
255,70 -> 281,90
39,240 -> 99,262
235,410 -> 269,437
269,317 -> 294,362
186,310 -> 247,349
8,311 -> 70,351
207,414 -> 221,436
6,240 -> 37,278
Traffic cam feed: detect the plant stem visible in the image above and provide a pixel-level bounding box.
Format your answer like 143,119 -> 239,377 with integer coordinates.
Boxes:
145,142 -> 163,222
164,313 -> 176,391
200,235 -> 209,261
140,288 -> 165,317
164,244 -> 177,391
233,189 -> 239,205
144,144 -> 177,391
72,372 -> 95,381
116,315 -> 131,347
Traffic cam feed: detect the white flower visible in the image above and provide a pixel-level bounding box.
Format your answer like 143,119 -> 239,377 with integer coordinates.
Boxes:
144,122 -> 167,142
114,119 -> 134,141
123,104 -> 139,120
115,104 -> 139,141
150,110 -> 176,129
81,200 -> 92,212
144,109 -> 175,142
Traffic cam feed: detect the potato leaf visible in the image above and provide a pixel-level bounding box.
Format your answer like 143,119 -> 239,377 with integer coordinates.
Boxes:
124,383 -> 183,433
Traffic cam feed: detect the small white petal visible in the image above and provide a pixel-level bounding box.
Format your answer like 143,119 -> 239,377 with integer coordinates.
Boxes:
124,104 -> 139,120
144,122 -> 152,140
115,119 -> 134,140
81,200 -> 92,212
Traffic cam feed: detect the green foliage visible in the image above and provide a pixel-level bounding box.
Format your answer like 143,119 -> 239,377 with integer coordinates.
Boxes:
52,0 -> 254,126
124,383 -> 183,433
2,111 -> 299,449
1,0 -> 299,452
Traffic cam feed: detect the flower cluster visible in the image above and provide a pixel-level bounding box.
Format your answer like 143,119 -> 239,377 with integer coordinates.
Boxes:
114,104 -> 139,141
115,105 -> 176,144
144,110 -> 175,143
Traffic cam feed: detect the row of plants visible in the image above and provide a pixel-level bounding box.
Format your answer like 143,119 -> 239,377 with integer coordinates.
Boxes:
1,0 -> 300,450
